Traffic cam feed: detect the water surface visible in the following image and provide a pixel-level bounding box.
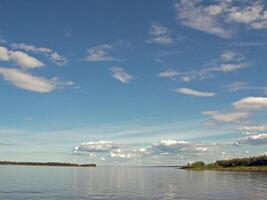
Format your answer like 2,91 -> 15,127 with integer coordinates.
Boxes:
0,166 -> 267,199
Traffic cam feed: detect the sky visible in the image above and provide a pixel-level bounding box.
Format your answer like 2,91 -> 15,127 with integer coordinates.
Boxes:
0,0 -> 267,166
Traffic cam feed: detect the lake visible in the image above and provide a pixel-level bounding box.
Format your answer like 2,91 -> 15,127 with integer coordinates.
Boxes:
0,166 -> 267,199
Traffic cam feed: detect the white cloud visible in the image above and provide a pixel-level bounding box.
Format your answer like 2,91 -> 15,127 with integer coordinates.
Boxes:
202,110 -> 249,122
175,0 -> 232,38
9,51 -> 44,69
175,87 -> 216,97
84,41 -> 132,62
49,52 -> 68,65
73,141 -> 121,153
219,63 -> 247,72
238,125 -> 267,134
234,134 -> 267,146
159,69 -> 178,78
221,50 -> 237,62
233,97 -> 267,110
147,24 -> 174,45
226,81 -> 248,92
110,67 -> 133,83
73,139 -> 211,162
228,1 -> 267,29
85,44 -> 114,62
144,140 -> 208,156
110,150 -> 134,159
0,67 -> 73,93
177,51 -> 248,82
0,46 -> 44,69
175,0 -> 267,38
226,82 -> 267,93
0,46 -> 9,61
11,43 -> 68,65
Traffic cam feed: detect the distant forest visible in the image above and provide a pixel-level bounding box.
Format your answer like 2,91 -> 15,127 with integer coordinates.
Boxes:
183,155 -> 267,169
0,161 -> 96,167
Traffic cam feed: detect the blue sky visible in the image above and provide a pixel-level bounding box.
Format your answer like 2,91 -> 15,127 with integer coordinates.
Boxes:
0,0 -> 267,166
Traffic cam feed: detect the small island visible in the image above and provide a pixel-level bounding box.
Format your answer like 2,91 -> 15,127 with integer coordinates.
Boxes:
0,161 -> 96,167
182,155 -> 267,172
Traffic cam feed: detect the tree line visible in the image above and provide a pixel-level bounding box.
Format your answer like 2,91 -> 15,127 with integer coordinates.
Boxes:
183,155 -> 267,168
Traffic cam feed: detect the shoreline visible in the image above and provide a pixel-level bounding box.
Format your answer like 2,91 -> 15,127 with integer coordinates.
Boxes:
181,166 -> 267,172
0,161 -> 96,168
181,155 -> 267,172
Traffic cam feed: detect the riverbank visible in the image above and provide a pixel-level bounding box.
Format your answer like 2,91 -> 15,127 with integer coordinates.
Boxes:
182,155 -> 267,172
0,161 -> 96,167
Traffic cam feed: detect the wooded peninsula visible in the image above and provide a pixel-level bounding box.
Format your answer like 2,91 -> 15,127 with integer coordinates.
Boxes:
182,155 -> 267,172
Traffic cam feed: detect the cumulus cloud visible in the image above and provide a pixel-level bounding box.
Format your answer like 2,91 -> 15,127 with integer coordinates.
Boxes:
144,140 -> 208,156
175,0 -> 232,38
234,134 -> 267,146
73,139 -> 211,162
110,149 -> 135,159
110,67 -> 133,83
175,87 -> 216,97
233,97 -> 267,110
0,46 -> 44,69
175,0 -> 267,38
147,24 -> 174,45
11,43 -> 68,65
0,67 -> 73,93
227,1 -> 267,29
159,69 -> 178,78
202,110 -> 249,122
73,141 -> 121,153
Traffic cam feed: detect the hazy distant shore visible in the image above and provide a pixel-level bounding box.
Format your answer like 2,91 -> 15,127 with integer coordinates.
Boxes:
0,161 -> 96,167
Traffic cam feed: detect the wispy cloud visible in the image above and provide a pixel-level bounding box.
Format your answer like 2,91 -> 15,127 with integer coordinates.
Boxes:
11,43 -> 68,65
175,0 -> 267,38
226,81 -> 267,94
86,44 -> 114,62
110,67 -> 133,84
220,50 -> 243,62
202,111 -> 249,123
175,87 -> 216,97
202,95 -> 267,127
178,50 -> 248,82
233,96 -> 267,110
147,24 -> 174,45
85,41 -> 131,62
234,134 -> 267,146
239,125 -> 267,133
159,69 -> 178,78
0,68 -> 74,93
0,46 -> 44,69
238,124 -> 267,136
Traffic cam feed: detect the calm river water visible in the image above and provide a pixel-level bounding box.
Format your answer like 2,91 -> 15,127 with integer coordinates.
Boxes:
0,166 -> 267,200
